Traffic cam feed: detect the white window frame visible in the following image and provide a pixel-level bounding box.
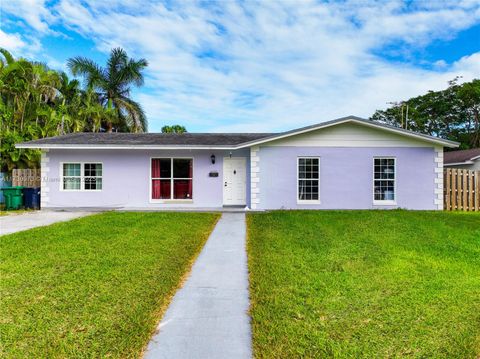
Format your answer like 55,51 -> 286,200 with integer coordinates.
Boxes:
373,157 -> 396,205
297,157 -> 321,204
59,162 -> 103,192
150,157 -> 194,203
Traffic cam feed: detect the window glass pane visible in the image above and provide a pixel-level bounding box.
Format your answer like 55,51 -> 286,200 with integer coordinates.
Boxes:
152,179 -> 171,199
159,159 -> 171,178
84,163 -> 102,176
83,164 -> 102,190
299,163 -> 306,178
298,180 -> 319,201
63,163 -> 80,177
152,159 -> 162,178
63,177 -> 80,190
84,177 -> 102,190
173,179 -> 192,199
152,159 -> 171,178
173,159 -> 192,178
374,182 -> 394,201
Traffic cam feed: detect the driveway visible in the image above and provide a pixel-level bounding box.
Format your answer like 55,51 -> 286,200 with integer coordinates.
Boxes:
144,212 -> 252,359
0,211 -> 93,236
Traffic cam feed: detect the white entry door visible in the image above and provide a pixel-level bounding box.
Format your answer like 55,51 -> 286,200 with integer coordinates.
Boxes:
223,157 -> 247,206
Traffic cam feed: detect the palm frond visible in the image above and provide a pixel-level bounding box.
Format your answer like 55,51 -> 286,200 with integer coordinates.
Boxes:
114,96 -> 148,132
107,48 -> 128,79
67,57 -> 107,89
0,48 -> 15,65
117,58 -> 148,87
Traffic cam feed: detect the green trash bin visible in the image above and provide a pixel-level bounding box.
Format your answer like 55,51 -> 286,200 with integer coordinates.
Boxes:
1,186 -> 24,210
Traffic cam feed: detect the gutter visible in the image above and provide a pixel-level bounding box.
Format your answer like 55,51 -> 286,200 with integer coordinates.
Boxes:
15,144 -> 238,150
444,161 -> 474,166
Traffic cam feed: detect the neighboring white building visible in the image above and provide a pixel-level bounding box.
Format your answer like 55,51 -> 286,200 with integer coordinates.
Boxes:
444,148 -> 480,171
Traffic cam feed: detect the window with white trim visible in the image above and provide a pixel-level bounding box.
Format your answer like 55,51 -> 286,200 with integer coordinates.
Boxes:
298,157 -> 320,202
62,163 -> 102,190
151,158 -> 193,200
374,158 -> 395,203
84,163 -> 103,190
63,163 -> 81,190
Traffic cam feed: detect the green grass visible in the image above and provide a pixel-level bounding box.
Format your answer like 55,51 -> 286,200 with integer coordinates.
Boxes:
247,211 -> 480,358
0,211 -> 219,358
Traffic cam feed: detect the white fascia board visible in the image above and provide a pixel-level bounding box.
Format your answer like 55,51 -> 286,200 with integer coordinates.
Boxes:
444,161 -> 474,166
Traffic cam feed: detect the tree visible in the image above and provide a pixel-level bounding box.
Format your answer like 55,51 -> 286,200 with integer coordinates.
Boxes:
1,47 -> 150,171
67,48 -> 148,133
161,125 -> 187,133
370,78 -> 480,149
456,80 -> 480,147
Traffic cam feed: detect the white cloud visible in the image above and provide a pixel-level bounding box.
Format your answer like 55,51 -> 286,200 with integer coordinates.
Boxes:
0,29 -> 42,59
0,29 -> 26,52
451,52 -> 480,74
1,0 -> 55,33
4,0 -> 480,132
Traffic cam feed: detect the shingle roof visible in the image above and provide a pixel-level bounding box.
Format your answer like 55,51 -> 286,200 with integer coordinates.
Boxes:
18,132 -> 275,147
16,115 -> 459,149
444,148 -> 480,164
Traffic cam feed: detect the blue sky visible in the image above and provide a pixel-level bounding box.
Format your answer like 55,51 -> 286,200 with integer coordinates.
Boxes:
1,0 -> 479,132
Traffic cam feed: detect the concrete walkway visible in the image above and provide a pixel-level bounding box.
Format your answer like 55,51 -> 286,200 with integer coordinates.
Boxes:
0,211 -> 93,236
144,213 -> 252,359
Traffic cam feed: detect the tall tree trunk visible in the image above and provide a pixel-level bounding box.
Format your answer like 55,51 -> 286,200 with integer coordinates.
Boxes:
60,98 -> 66,135
106,98 -> 113,133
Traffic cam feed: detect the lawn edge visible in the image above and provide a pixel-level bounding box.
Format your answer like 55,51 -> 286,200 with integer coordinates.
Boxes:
245,213 -> 259,358
138,212 -> 222,357
0,211 -> 103,237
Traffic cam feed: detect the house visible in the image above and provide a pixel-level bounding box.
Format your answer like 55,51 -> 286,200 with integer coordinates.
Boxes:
444,148 -> 480,171
16,116 -> 458,211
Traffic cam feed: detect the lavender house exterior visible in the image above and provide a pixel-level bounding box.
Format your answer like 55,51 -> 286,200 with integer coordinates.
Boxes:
17,116 -> 458,211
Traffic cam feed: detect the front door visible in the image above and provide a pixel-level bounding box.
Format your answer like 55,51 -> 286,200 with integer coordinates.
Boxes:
223,157 -> 246,206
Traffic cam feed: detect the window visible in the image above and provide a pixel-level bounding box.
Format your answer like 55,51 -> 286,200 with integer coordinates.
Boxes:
298,157 -> 320,203
62,163 -> 102,191
63,163 -> 81,190
84,163 -> 102,190
374,158 -> 395,203
152,158 -> 192,200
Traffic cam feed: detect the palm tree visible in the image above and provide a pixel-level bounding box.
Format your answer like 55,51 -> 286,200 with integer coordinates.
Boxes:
57,72 -> 82,134
67,48 -> 148,132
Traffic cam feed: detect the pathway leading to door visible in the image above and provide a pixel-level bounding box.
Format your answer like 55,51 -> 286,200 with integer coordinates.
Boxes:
144,212 -> 252,359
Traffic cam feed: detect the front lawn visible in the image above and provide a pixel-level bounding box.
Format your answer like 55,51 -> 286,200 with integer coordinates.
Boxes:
247,211 -> 480,358
0,211 -> 219,357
